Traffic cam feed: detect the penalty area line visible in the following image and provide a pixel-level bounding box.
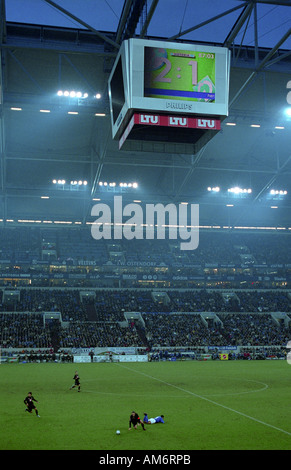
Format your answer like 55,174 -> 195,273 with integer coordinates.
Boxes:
117,363 -> 291,438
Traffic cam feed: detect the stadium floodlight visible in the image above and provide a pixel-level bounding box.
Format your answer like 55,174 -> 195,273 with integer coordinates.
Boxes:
57,90 -> 89,99
99,181 -> 138,190
285,107 -> 291,117
207,187 -> 220,192
228,187 -> 252,194
270,189 -> 287,195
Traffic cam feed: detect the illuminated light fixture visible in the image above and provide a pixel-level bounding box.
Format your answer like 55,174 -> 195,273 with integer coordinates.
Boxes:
285,108 -> 291,117
40,109 -> 50,113
99,181 -> 138,189
95,93 -> 101,99
207,186 -> 220,192
250,124 -> 260,127
92,198 -> 101,201
57,90 -> 89,99
95,113 -> 106,117
271,206 -> 278,209
270,189 -> 287,195
68,111 -> 78,115
52,179 -> 66,185
226,204 -> 234,207
226,122 -> 236,126
10,107 -> 22,111
70,180 -> 88,186
228,187 -> 252,194
41,196 -> 49,199
275,126 -> 284,129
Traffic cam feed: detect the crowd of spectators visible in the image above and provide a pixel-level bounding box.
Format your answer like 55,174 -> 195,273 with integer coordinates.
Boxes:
0,313 -> 53,349
58,321 -> 143,349
142,312 -> 290,348
0,226 -> 290,268
0,288 -> 290,350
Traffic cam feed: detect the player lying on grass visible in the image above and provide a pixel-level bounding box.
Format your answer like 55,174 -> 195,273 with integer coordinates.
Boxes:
143,413 -> 164,424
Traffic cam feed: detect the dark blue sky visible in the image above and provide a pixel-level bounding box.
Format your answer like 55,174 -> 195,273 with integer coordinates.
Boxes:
5,0 -> 291,50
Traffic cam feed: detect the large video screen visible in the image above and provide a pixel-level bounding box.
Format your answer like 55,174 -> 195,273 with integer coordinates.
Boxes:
108,38 -> 230,139
144,46 -> 216,103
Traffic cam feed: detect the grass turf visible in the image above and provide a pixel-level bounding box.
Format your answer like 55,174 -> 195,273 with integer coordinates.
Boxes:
0,359 -> 291,450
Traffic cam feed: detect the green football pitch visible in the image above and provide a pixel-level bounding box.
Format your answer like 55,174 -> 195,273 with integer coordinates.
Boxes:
1,359 -> 291,450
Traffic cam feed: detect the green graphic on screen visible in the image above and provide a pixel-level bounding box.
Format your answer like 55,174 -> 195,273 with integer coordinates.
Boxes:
144,46 -> 216,102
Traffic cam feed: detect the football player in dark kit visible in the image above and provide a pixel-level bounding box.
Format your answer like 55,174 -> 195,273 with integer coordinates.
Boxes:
128,411 -> 146,431
70,370 -> 81,391
24,392 -> 40,417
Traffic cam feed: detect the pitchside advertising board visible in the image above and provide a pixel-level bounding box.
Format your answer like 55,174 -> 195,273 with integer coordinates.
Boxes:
108,38 -> 230,153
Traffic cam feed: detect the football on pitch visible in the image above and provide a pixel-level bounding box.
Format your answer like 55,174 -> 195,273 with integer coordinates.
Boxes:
116,430 -> 120,435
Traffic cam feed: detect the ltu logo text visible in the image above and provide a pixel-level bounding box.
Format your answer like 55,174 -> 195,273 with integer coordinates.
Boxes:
91,196 -> 199,251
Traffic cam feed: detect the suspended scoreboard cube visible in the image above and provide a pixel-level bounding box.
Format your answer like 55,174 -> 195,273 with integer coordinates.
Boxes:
108,38 -> 230,154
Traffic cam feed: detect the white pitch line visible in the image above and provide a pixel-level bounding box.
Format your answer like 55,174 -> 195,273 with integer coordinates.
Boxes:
118,363 -> 291,438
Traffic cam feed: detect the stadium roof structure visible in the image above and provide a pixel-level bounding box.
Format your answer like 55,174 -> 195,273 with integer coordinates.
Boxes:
0,0 -> 291,230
